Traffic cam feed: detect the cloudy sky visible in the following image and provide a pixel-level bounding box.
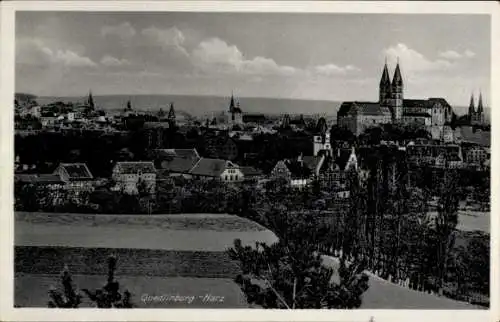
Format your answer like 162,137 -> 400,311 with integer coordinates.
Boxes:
16,12 -> 490,106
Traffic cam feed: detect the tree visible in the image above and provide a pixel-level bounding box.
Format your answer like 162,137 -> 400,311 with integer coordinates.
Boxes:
48,256 -> 133,308
228,208 -> 369,309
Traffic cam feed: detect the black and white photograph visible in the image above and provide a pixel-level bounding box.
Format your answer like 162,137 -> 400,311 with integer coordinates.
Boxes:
2,1 -> 497,320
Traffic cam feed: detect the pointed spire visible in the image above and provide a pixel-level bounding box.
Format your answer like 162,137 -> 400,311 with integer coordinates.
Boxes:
468,93 -> 475,115
88,90 -> 95,110
392,61 -> 403,86
229,91 -> 235,112
380,60 -> 390,86
168,102 -> 176,120
477,91 -> 484,113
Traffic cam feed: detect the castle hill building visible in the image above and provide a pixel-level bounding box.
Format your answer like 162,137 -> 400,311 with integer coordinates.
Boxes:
468,92 -> 486,125
337,61 -> 454,138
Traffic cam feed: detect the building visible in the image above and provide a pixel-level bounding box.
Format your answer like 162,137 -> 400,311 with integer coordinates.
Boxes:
53,163 -> 95,194
270,159 -> 312,189
167,102 -> 176,128
153,148 -> 201,178
337,61 -> 454,137
468,92 -> 486,125
227,93 -> 243,126
189,158 -> 244,182
463,145 -> 489,169
406,143 -> 463,168
239,166 -> 264,182
112,161 -> 156,194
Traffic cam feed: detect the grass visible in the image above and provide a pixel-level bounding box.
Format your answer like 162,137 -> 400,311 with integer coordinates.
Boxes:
15,212 -> 268,232
15,273 -> 248,308
15,246 -> 241,278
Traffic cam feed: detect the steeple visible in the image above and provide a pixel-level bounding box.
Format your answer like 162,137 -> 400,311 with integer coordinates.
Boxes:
229,91 -> 235,113
477,92 -> 484,114
468,93 -> 475,116
380,60 -> 391,87
88,90 -> 95,110
392,60 -> 403,87
168,102 -> 176,120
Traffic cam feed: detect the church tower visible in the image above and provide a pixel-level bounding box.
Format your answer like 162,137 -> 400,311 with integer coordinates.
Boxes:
391,61 -> 404,121
468,93 -> 475,122
477,92 -> 484,123
379,60 -> 391,105
168,102 -> 176,128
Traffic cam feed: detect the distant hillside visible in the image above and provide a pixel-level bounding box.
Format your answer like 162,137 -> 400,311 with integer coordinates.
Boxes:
15,93 -> 38,102
36,94 -> 342,118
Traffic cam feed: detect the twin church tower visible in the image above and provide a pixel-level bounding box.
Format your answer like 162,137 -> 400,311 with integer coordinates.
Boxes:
379,60 -> 404,122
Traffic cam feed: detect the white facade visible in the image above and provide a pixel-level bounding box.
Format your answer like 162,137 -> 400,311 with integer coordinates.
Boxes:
221,167 -> 244,182
313,134 -> 332,156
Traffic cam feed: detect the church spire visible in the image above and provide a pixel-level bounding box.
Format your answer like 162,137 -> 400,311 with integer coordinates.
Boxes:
477,91 -> 484,114
88,90 -> 95,110
380,60 -> 390,87
168,102 -> 176,121
468,93 -> 475,115
392,60 -> 403,87
229,91 -> 235,113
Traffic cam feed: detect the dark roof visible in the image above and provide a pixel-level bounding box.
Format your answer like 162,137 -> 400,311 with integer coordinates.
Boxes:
190,158 -> 234,177
114,161 -> 156,174
155,149 -> 201,173
284,160 -> 312,179
240,166 -> 263,177
335,148 -> 355,170
403,99 -> 430,108
404,112 -> 431,117
232,107 -> 242,114
380,63 -> 391,86
58,163 -> 93,180
301,156 -> 322,172
428,98 -> 452,110
338,101 -> 391,117
15,174 -> 63,184
144,122 -> 170,129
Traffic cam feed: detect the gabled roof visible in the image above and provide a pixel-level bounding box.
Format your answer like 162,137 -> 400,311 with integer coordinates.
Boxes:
403,99 -> 430,108
190,158 -> 236,177
403,112 -> 431,117
57,163 -> 93,180
338,101 -> 391,117
155,149 -> 201,173
114,161 -> 156,174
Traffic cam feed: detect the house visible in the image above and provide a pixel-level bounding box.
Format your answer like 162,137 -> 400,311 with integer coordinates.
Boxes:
112,161 -> 156,194
406,143 -> 463,168
463,145 -> 489,169
189,158 -> 244,182
53,163 -> 95,194
153,148 -> 201,178
15,173 -> 65,206
270,159 -> 312,189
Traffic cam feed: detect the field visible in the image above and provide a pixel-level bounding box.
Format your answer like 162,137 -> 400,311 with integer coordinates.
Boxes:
14,212 -> 484,309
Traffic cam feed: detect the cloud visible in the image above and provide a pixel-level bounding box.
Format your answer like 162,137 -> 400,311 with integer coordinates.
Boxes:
464,50 -> 476,58
101,22 -> 136,39
385,43 -> 452,72
16,38 -> 96,68
438,50 -> 462,60
141,26 -> 189,56
191,37 -> 298,76
438,49 -> 476,60
313,64 -> 360,76
100,55 -> 131,67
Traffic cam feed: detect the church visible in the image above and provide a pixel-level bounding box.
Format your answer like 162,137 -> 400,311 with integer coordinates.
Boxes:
468,92 -> 485,125
337,61 -> 454,138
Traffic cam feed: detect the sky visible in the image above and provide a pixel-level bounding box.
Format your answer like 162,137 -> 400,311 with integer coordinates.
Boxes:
15,12 -> 491,106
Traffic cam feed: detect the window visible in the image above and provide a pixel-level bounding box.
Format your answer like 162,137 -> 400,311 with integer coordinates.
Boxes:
230,175 -> 233,181
225,175 -> 228,181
